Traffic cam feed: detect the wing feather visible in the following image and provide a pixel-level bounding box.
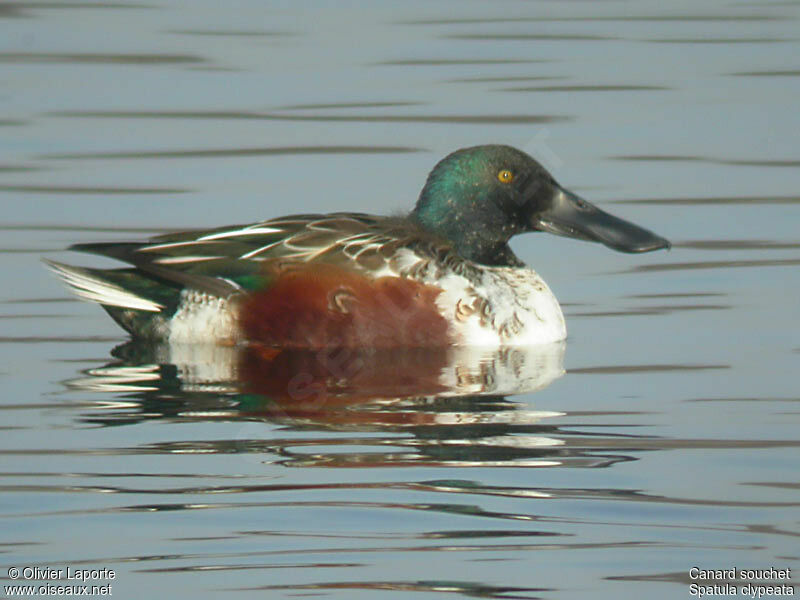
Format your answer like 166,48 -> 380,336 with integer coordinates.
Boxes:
65,213 -> 480,297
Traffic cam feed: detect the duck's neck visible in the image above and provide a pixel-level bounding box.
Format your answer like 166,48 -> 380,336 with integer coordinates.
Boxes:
409,210 -> 523,267
485,244 -> 525,268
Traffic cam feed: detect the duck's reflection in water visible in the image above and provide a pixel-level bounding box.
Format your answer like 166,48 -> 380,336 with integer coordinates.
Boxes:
66,342 -> 616,469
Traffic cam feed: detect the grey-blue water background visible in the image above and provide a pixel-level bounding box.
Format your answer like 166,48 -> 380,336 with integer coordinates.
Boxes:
2,1 -> 799,599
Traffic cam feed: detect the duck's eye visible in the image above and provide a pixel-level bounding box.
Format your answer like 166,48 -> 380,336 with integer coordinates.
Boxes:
497,169 -> 514,184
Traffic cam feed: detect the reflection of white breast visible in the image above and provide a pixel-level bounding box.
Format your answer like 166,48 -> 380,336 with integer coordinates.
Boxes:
431,266 -> 567,346
438,342 -> 566,397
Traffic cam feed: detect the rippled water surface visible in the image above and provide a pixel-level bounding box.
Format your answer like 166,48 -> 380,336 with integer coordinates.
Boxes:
2,1 -> 799,599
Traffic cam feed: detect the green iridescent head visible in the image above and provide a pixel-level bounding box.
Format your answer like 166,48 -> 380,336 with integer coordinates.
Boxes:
411,144 -> 670,266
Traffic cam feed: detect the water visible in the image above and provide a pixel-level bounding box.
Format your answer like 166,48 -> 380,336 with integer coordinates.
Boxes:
2,1 -> 799,599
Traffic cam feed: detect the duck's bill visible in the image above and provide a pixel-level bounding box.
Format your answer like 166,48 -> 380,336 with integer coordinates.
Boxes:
533,187 -> 671,253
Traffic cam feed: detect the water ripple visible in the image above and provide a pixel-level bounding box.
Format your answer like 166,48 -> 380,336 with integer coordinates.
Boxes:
0,185 -> 188,194
612,155 -> 800,167
0,52 -> 206,64
626,258 -> 800,273
48,110 -> 568,125
42,145 -> 424,160
613,195 -> 800,205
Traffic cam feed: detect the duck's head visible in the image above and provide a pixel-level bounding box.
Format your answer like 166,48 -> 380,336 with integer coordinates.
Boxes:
411,145 -> 670,266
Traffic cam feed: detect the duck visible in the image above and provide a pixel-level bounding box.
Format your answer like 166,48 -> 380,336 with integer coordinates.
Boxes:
46,144 -> 670,348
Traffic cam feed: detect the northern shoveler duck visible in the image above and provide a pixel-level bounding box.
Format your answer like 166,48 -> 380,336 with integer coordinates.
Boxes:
46,145 -> 669,348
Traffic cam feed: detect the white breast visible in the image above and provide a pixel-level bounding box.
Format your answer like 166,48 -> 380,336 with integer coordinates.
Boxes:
432,266 -> 566,346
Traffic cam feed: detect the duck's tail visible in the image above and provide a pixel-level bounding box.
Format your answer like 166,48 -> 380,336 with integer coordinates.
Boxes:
44,259 -> 165,312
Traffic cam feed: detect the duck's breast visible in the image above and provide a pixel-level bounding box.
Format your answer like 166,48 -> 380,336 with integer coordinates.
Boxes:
431,266 -> 567,346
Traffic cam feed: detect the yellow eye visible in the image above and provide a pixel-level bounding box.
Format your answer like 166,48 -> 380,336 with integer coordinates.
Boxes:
497,169 -> 514,184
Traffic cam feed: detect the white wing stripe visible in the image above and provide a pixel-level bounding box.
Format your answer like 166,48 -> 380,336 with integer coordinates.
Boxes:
240,240 -> 286,259
198,226 -> 282,241
141,240 -> 207,252
154,256 -> 221,265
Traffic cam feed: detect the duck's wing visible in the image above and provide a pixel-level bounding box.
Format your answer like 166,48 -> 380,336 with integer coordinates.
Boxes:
69,213 -> 475,294
71,213 -> 373,263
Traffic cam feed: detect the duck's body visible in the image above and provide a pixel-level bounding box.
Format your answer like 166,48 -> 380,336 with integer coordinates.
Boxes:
47,145 -> 669,348
47,213 -> 566,346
